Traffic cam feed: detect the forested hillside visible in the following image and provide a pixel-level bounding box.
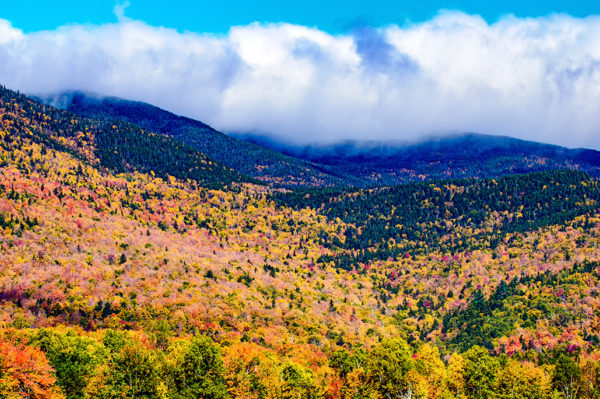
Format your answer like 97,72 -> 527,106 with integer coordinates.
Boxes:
241,132 -> 600,185
2,86 -> 600,398
40,91 -> 354,187
275,170 -> 600,265
45,91 -> 600,189
4,86 -> 252,189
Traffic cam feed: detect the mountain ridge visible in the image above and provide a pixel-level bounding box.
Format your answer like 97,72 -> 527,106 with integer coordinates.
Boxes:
37,91 -> 354,188
233,131 -> 600,158
38,90 -> 600,188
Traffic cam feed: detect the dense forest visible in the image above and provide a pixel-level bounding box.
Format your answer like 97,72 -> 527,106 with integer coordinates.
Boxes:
275,170 -> 600,266
39,91 -> 354,187
233,132 -> 600,186
2,86 -> 252,189
2,85 -> 600,398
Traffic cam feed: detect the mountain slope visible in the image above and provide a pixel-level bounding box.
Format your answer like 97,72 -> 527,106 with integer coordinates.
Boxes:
2,86 -> 251,189
40,91 -> 355,187
237,132 -> 600,185
4,85 -> 600,397
41,91 -> 600,188
275,169 -> 600,266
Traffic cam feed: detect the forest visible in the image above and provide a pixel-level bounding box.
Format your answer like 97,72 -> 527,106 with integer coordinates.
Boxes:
2,85 -> 600,398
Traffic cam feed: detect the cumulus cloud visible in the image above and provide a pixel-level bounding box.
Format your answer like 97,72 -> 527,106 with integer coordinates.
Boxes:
0,12 -> 599,148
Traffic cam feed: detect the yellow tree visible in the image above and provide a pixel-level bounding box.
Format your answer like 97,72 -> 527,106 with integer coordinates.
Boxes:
447,353 -> 467,399
495,359 -> 551,399
413,344 -> 447,399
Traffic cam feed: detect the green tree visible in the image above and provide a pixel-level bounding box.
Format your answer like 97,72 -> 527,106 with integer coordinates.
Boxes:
365,338 -> 415,398
171,336 -> 227,399
102,329 -> 127,353
463,345 -> 499,399
280,362 -> 316,399
552,354 -> 580,399
88,343 -> 166,399
32,329 -> 102,399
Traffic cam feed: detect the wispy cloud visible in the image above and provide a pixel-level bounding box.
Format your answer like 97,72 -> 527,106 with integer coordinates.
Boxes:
0,12 -> 599,148
113,0 -> 130,22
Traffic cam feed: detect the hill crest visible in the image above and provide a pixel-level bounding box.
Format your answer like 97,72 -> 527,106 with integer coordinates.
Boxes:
39,90 -> 600,187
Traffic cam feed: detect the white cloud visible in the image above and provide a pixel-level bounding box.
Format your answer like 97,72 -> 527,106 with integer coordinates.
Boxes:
0,20 -> 23,44
0,12 -> 599,148
113,0 -> 131,22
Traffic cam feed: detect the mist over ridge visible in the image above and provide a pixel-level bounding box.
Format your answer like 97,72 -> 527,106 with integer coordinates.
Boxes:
0,11 -> 599,148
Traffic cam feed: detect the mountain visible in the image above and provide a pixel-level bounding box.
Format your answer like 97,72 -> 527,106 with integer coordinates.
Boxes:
1,86 -> 253,189
38,91 -> 355,187
4,85 -> 600,398
40,91 -> 600,188
236,132 -> 600,185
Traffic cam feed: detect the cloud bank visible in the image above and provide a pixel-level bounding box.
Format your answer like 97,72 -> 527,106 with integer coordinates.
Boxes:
0,12 -> 600,148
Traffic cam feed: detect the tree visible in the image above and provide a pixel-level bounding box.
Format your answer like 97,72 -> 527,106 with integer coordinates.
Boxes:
280,362 -> 316,399
365,338 -> 415,398
171,336 -> 227,399
102,329 -> 127,353
86,343 -> 166,399
447,353 -> 467,398
224,342 -> 278,399
578,356 -> 600,399
32,329 -> 102,399
414,344 -> 446,399
0,337 -> 65,399
495,359 -> 551,399
344,367 -> 378,399
463,346 -> 499,399
552,354 -> 580,399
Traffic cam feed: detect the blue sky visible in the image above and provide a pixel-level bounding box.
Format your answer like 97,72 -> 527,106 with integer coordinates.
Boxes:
1,2 -> 600,148
2,0 -> 598,33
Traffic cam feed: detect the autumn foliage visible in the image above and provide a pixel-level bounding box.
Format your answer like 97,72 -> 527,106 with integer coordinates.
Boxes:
0,334 -> 64,399
2,84 -> 600,397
